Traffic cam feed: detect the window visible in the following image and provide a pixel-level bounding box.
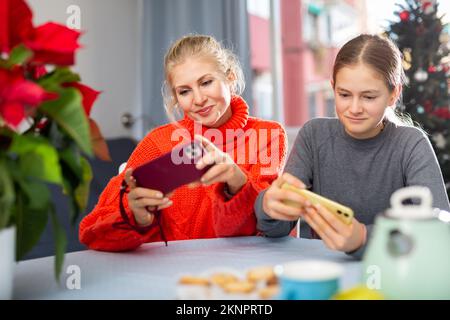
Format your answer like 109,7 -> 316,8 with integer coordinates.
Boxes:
308,92 -> 317,118
326,97 -> 335,117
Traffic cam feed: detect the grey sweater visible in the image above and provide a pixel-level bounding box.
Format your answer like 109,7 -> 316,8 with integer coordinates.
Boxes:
255,118 -> 450,259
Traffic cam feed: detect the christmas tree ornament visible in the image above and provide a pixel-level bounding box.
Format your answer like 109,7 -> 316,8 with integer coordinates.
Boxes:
417,105 -> 425,113
403,49 -> 412,61
402,50 -> 412,70
400,10 -> 410,21
414,69 -> 428,82
444,24 -> 450,34
440,33 -> 450,44
422,1 -> 435,15
403,61 -> 412,71
432,133 -> 446,149
428,65 -> 437,73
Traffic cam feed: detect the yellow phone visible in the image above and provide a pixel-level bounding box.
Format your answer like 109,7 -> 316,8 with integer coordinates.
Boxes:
281,183 -> 354,225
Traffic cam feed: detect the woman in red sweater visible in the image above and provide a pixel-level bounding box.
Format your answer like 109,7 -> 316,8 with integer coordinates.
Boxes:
79,35 -> 287,251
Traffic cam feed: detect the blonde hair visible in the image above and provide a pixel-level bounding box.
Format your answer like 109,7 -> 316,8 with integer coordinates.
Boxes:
162,34 -> 245,121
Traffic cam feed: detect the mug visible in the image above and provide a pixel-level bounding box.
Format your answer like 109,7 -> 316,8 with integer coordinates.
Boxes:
275,260 -> 343,300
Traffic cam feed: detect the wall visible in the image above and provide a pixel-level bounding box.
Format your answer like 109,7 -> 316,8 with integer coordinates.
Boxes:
141,0 -> 253,130
27,0 -> 143,139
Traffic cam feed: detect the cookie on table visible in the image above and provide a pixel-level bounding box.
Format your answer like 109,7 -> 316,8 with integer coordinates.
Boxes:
178,275 -> 211,286
222,280 -> 256,294
246,265 -> 277,284
210,272 -> 239,287
259,284 -> 279,299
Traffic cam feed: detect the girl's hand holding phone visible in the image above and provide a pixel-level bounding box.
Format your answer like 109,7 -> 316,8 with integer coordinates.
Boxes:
303,204 -> 367,253
263,172 -> 367,252
262,172 -> 312,221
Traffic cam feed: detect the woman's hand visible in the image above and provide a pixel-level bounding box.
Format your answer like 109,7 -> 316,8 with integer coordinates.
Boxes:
303,204 -> 367,252
194,135 -> 247,195
262,172 -> 312,221
124,168 -> 173,227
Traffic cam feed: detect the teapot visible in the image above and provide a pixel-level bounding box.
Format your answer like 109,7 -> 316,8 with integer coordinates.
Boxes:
363,186 -> 450,299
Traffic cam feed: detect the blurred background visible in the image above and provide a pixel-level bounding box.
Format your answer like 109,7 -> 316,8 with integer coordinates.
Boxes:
27,0 -> 450,142
24,0 -> 450,258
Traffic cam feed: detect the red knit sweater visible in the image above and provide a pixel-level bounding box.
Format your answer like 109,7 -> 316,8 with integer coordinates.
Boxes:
79,96 -> 287,251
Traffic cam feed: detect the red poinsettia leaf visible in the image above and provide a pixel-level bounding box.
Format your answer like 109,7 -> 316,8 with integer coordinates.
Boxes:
0,68 -> 56,129
89,119 -> 111,161
30,22 -> 81,51
0,0 -> 34,54
8,81 -> 48,105
0,101 -> 25,127
9,0 -> 34,47
0,0 -> 8,53
26,64 -> 47,80
31,50 -> 75,66
0,68 -> 9,93
433,108 -> 450,120
64,82 -> 101,116
26,22 -> 81,66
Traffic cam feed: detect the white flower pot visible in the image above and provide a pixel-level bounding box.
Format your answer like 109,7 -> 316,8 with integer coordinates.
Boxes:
0,226 -> 16,300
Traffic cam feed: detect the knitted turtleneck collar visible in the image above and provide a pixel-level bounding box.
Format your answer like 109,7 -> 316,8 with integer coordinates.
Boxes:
181,96 -> 249,135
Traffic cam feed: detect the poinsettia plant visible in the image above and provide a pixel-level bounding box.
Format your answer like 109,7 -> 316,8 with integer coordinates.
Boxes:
0,0 -> 110,279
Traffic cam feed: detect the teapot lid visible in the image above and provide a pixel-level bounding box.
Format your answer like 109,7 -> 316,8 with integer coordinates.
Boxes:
386,186 -> 434,219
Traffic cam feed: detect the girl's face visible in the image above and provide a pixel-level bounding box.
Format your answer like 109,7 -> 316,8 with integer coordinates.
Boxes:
171,57 -> 232,128
333,63 -> 400,139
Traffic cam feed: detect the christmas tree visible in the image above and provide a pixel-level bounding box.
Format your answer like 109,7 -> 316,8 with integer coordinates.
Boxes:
387,0 -> 450,198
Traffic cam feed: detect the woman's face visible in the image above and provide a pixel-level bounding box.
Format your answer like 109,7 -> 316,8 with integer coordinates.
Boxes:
333,63 -> 400,139
170,57 -> 232,128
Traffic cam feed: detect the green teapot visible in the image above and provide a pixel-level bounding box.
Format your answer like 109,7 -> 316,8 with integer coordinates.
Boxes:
363,186 -> 450,299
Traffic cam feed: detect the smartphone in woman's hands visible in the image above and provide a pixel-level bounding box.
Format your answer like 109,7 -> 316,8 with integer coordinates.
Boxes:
132,141 -> 212,194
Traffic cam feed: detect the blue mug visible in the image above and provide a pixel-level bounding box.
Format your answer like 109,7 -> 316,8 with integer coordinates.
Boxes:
275,260 -> 343,300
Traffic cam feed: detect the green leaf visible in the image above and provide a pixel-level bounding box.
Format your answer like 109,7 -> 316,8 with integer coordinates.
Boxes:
14,179 -> 51,211
49,205 -> 67,281
74,157 -> 93,219
15,192 -> 49,260
9,135 -> 63,184
38,68 -> 81,92
0,159 -> 15,229
39,87 -> 93,156
58,151 -> 83,222
59,151 -> 93,220
59,144 -> 83,178
60,174 -> 81,224
4,44 -> 33,67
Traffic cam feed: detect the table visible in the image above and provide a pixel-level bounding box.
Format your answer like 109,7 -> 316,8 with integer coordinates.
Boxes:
13,236 -> 362,299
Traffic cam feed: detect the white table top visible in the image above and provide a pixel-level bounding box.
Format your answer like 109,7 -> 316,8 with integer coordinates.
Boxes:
13,236 -> 362,299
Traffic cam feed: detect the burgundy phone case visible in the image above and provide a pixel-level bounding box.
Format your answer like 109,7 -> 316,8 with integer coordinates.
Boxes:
132,141 -> 211,194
